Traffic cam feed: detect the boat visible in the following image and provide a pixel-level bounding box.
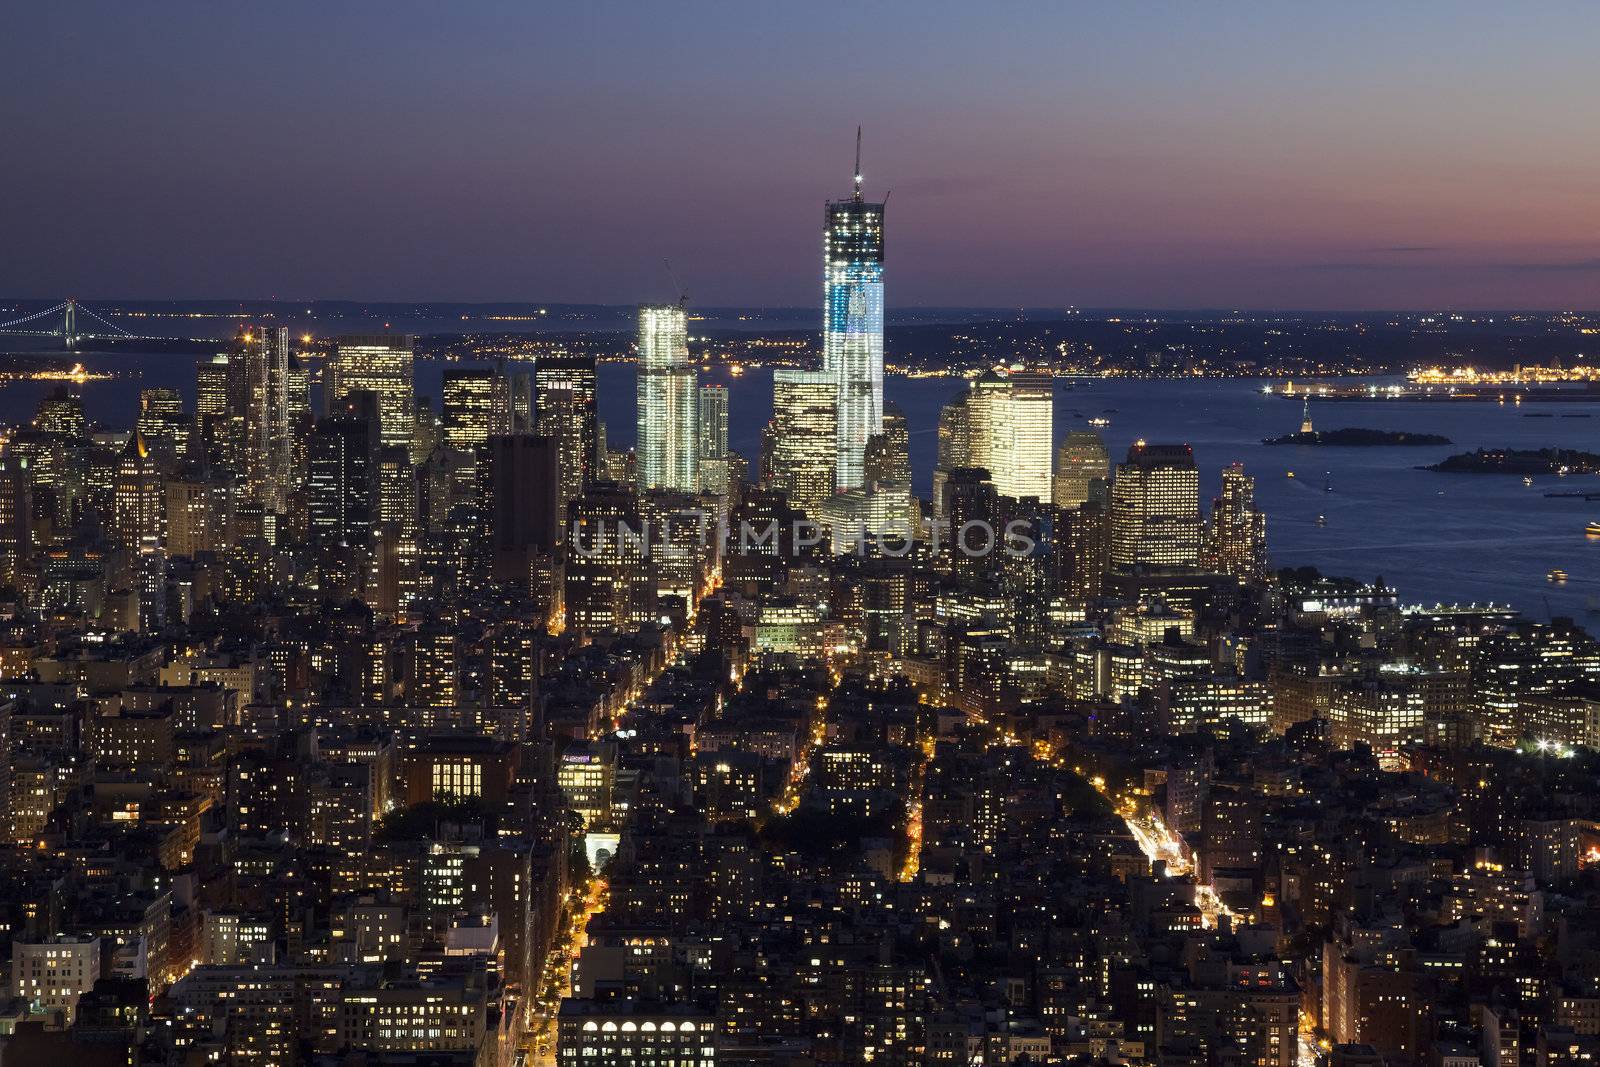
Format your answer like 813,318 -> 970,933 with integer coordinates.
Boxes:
1324,472 -> 1333,492
1285,471 -> 1295,479
1088,417 -> 1110,427
1587,521 -> 1600,537
1549,568 -> 1569,583
1315,515 -> 1327,527
1524,476 -> 1535,487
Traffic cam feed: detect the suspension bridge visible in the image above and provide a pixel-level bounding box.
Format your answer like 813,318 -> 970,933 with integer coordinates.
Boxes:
0,298 -> 179,347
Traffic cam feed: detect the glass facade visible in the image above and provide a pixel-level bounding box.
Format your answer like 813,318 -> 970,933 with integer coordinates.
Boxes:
1109,442 -> 1202,568
636,304 -> 698,492
965,367 -> 1053,501
771,369 -> 836,516
328,334 -> 416,451
824,190 -> 884,491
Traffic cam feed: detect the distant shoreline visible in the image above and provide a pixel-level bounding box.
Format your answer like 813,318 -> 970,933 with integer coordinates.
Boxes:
1263,428 -> 1451,446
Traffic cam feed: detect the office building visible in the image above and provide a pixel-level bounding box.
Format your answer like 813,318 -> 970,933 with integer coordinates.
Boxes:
442,369 -> 512,452
328,334 -> 416,451
536,354 -> 598,512
485,433 -> 560,583
565,481 -> 649,636
1053,429 -> 1110,509
825,135 -> 885,490
1205,462 -> 1268,583
114,431 -> 163,553
232,325 -> 292,511
1108,443 -> 1201,568
964,366 -> 1053,501
698,383 -> 729,461
306,413 -> 378,546
636,304 -> 698,492
864,402 -> 911,487
770,369 -> 836,516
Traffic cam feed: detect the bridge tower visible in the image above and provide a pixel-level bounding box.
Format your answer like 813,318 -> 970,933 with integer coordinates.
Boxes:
64,299 -> 78,350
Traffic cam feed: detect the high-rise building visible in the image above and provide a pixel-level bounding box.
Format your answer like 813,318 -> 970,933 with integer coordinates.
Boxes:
328,335 -> 416,451
442,369 -> 511,453
0,455 -> 34,584
164,476 -> 215,559
1053,430 -> 1110,509
770,369 -> 836,516
137,387 -> 189,465
485,433 -> 560,583
636,304 -> 698,492
1205,463 -> 1268,583
698,383 -> 729,461
933,392 -> 971,521
1108,443 -> 1202,569
864,402 -> 911,487
306,413 -> 378,546
536,353 -> 599,504
964,367 -> 1053,501
565,481 -> 648,636
376,445 -> 420,539
114,431 -> 163,552
826,131 -> 885,490
232,325 -> 292,511
194,354 -> 236,470
33,387 -> 85,439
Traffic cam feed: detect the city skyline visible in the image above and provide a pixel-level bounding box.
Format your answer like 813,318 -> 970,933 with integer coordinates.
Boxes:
5,11 -> 1600,1067
9,3 -> 1600,309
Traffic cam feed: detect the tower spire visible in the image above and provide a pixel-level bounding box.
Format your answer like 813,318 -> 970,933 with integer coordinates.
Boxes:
853,126 -> 863,201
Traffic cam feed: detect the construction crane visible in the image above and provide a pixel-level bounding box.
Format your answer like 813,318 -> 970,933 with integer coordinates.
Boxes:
662,259 -> 688,309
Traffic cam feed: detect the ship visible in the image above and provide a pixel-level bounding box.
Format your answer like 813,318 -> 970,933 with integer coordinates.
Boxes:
1087,417 -> 1110,428
1549,568 -> 1569,583
1587,521 -> 1600,537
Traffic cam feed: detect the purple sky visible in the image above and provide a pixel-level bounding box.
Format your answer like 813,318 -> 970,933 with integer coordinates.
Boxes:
5,2 -> 1600,309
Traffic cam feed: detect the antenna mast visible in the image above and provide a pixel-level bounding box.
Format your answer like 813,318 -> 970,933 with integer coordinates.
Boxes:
853,126 -> 863,201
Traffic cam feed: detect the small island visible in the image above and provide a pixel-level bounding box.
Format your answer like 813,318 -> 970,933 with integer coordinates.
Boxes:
1422,447 -> 1600,474
1263,427 -> 1452,446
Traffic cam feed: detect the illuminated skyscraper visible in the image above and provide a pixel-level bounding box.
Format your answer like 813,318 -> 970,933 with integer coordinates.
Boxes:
565,481 -> 649,636
770,369 -> 836,516
442,370 -> 511,452
698,384 -> 729,461
965,367 -> 1053,501
115,431 -> 163,552
535,353 -> 598,504
825,130 -> 885,490
194,353 -> 236,470
233,326 -> 292,511
306,412 -> 377,546
328,335 -> 416,451
1108,443 -> 1202,569
932,392 -> 971,521
864,402 -> 911,487
1205,462 -> 1268,583
1053,430 -> 1110,509
164,476 -> 214,559
137,387 -> 188,465
636,304 -> 698,492
35,387 -> 86,439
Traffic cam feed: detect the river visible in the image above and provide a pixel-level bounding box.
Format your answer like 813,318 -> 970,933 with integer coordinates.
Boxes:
1,348 -> 1595,618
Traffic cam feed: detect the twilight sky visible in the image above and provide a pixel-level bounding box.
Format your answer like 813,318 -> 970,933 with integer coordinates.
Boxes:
5,1 -> 1600,310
